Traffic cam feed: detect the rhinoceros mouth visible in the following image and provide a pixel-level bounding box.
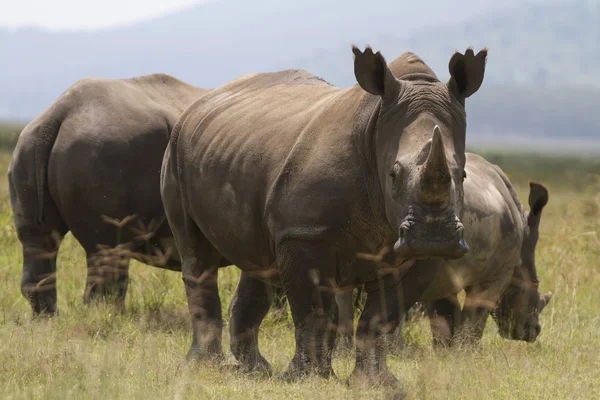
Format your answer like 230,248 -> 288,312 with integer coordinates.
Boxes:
394,236 -> 469,260
393,214 -> 468,259
510,325 -> 540,343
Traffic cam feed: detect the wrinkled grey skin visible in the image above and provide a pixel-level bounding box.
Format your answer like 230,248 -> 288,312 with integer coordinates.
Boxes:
161,46 -> 487,385
336,153 -> 553,347
8,74 -> 209,316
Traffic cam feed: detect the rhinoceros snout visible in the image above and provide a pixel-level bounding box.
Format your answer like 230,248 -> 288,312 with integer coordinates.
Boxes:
516,322 -> 542,343
393,220 -> 469,260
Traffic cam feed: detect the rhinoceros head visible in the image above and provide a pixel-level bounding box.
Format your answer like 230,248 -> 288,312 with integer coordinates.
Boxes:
352,46 -> 487,260
493,182 -> 552,342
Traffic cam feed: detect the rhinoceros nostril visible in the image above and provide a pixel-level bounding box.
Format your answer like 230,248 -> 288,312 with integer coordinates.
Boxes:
455,223 -> 465,238
399,226 -> 409,239
393,225 -> 411,254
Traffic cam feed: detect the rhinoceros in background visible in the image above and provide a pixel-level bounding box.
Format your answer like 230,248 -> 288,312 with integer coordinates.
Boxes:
335,152 -> 553,348
161,45 -> 487,385
8,74 -> 210,316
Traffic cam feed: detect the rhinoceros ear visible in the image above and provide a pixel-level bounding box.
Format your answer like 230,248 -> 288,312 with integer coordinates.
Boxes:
528,181 -> 549,216
352,45 -> 400,100
539,291 -> 553,312
447,47 -> 488,100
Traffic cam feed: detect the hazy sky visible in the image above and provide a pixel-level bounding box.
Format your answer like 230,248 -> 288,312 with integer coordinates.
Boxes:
0,0 -> 211,30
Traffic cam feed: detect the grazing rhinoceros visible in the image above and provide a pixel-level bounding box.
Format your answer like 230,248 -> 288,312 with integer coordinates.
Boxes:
8,74 -> 210,316
335,152 -> 553,347
161,45 -> 487,385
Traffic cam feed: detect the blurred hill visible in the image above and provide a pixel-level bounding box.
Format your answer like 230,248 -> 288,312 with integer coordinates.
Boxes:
0,0 -> 598,143
291,0 -> 600,88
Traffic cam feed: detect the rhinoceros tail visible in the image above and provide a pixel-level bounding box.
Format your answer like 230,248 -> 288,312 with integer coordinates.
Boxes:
34,120 -> 63,224
9,115 -> 63,227
168,117 -> 182,189
167,103 -> 195,206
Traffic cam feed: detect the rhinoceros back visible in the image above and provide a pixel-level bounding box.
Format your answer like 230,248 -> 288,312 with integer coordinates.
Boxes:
169,69 -> 365,267
9,74 -> 206,244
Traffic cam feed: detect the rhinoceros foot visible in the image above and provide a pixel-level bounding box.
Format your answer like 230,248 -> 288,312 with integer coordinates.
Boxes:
346,368 -> 400,388
185,345 -> 225,365
235,355 -> 273,376
280,357 -> 336,383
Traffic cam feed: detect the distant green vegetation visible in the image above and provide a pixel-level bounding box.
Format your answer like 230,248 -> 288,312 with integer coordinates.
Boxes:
471,148 -> 600,193
0,122 -> 24,152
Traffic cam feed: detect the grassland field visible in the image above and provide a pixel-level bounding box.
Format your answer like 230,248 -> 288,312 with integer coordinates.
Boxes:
0,124 -> 598,399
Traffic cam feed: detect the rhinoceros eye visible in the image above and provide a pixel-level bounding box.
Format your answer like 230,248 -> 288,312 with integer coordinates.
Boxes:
389,162 -> 403,187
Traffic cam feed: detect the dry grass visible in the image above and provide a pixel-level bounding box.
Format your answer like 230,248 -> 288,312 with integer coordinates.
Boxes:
0,151 -> 599,399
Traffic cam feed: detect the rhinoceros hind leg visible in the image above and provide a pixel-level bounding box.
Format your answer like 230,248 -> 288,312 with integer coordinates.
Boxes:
20,231 -> 64,317
229,271 -> 274,374
183,258 -> 224,363
15,201 -> 67,317
83,249 -> 130,312
172,221 -> 225,362
161,148 -> 226,362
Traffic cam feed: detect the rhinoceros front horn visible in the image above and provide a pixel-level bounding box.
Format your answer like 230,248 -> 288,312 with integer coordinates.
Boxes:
419,125 -> 452,205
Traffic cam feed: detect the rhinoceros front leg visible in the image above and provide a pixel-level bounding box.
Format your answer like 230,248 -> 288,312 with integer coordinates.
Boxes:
349,277 -> 402,386
276,238 -> 339,381
425,294 -> 461,347
350,259 -> 441,387
229,271 -> 275,373
458,281 -> 505,345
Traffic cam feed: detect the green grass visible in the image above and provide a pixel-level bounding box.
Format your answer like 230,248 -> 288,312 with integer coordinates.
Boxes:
0,149 -> 599,399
